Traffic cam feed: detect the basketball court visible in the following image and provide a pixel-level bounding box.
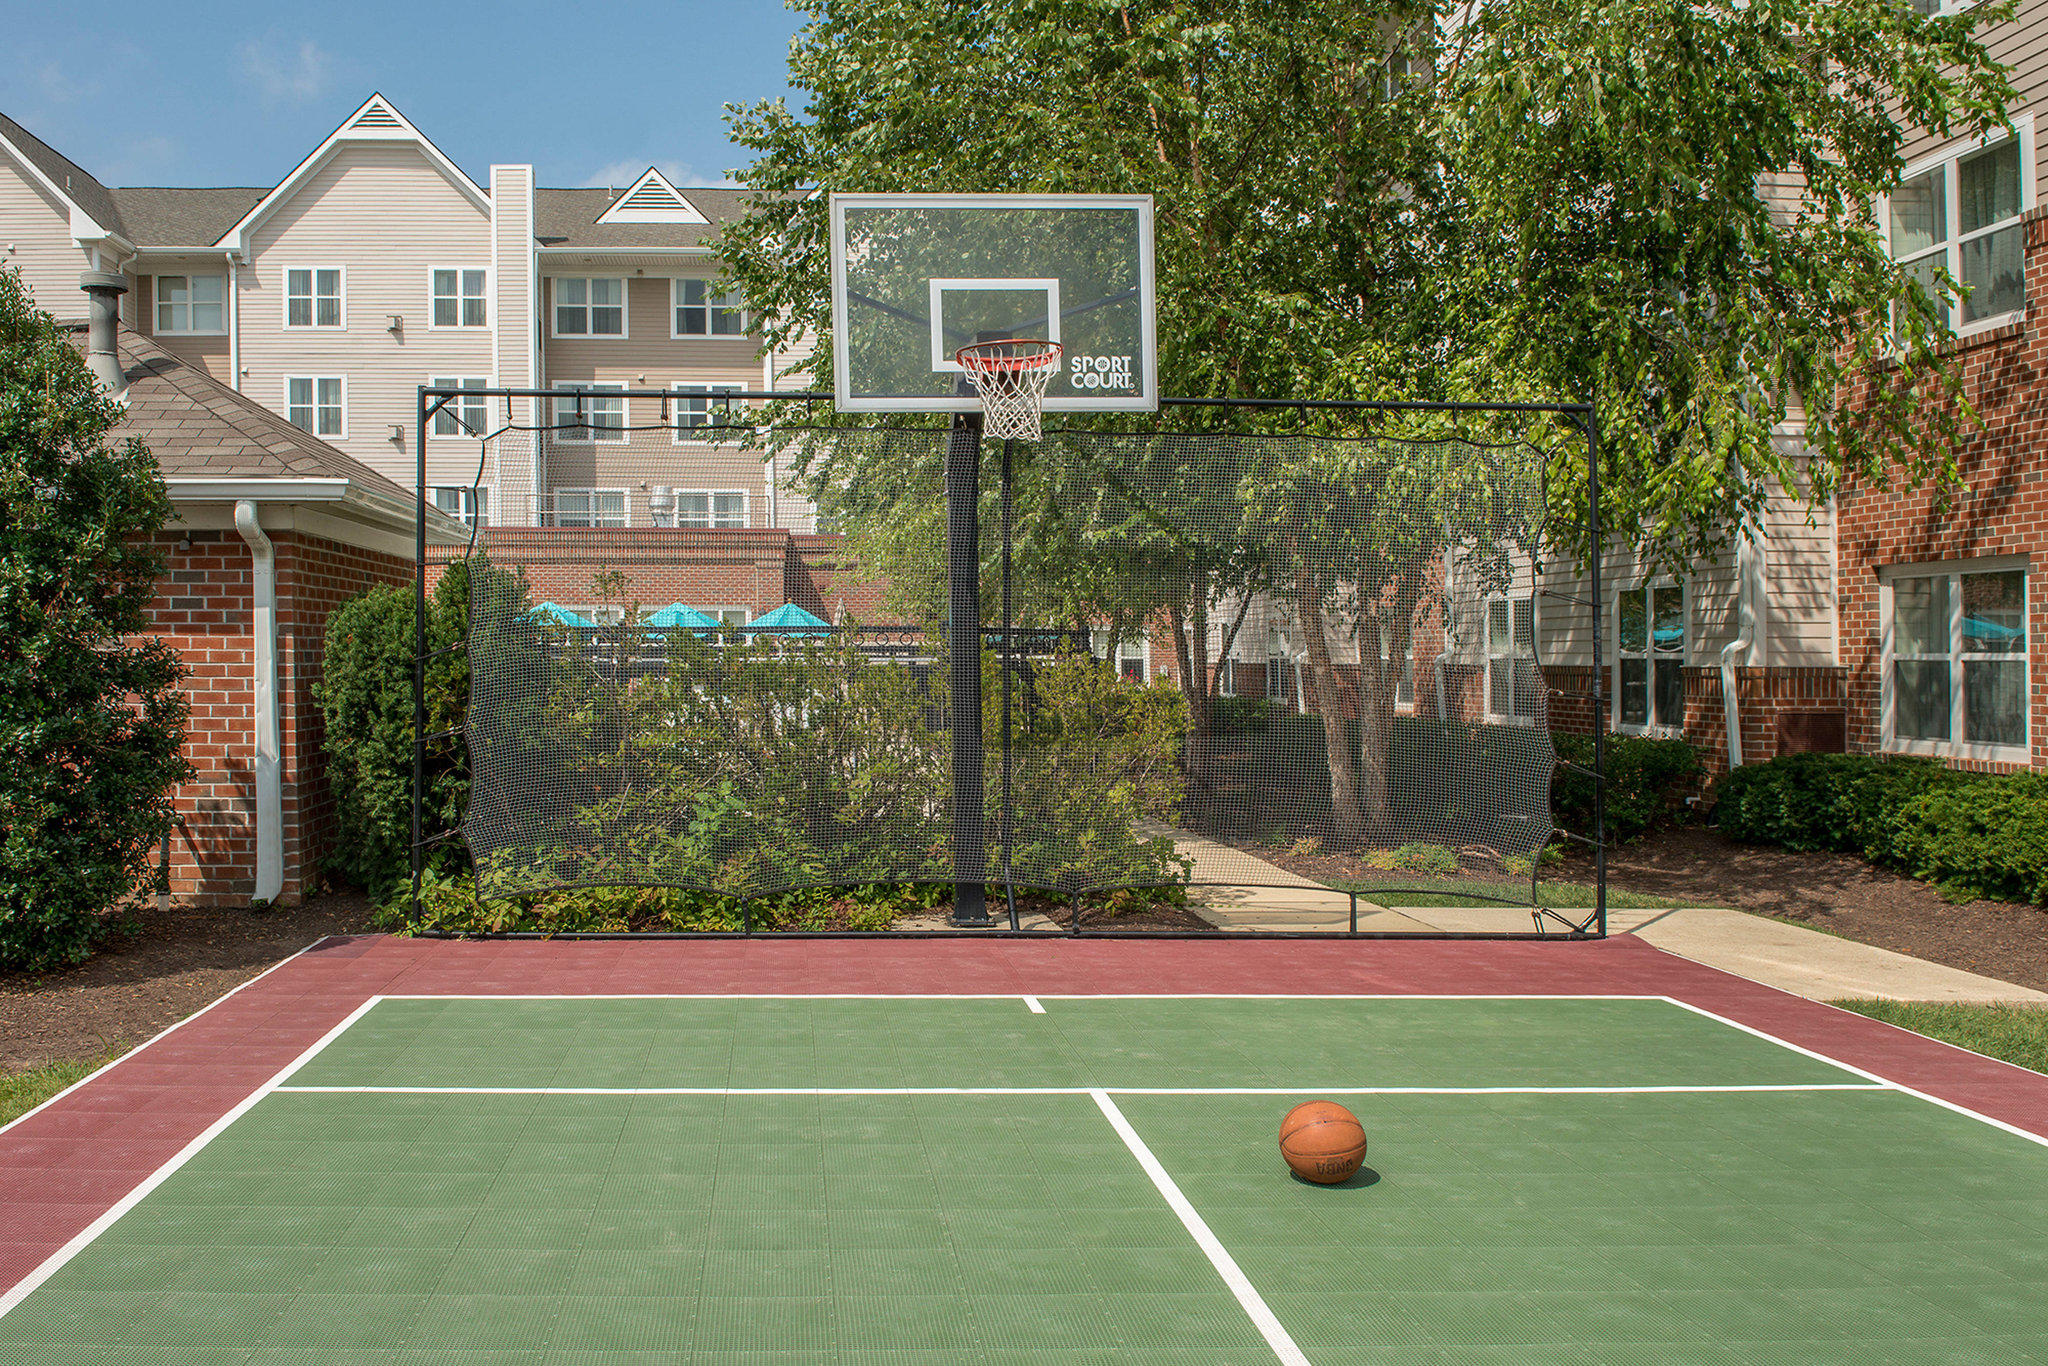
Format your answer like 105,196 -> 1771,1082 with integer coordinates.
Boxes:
4,935 -> 2047,1363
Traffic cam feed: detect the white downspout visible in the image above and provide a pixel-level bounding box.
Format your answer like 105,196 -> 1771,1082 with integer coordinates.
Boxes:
234,501 -> 284,903
1720,525 -> 1765,769
227,256 -> 241,391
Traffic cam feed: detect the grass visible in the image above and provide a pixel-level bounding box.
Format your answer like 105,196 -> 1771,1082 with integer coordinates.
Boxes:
1349,877 -> 1688,910
1,1049 -> 125,1127
1829,999 -> 2048,1075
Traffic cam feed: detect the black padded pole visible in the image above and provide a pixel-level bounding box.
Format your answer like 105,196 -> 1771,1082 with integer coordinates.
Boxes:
946,403 -> 990,926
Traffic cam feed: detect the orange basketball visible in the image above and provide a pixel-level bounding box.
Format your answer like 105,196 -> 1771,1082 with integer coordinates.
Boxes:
1279,1100 -> 1367,1184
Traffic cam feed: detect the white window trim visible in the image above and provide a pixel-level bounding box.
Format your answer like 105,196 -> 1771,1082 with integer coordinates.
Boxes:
427,267 -> 490,330
549,276 -> 629,340
1483,594 -> 1539,726
282,266 -> 346,330
1612,578 -> 1687,737
550,488 -> 629,529
426,377 -> 491,440
1881,114 -> 2035,340
430,485 -> 490,528
1879,556 -> 2030,764
153,272 -> 227,336
550,383 -> 629,444
670,277 -> 750,339
659,489 -> 750,530
711,607 -> 752,629
1093,630 -> 1152,682
671,383 -> 746,444
282,375 -> 347,439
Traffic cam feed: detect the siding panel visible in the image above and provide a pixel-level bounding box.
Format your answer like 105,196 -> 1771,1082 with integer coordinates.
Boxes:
0,148 -> 94,319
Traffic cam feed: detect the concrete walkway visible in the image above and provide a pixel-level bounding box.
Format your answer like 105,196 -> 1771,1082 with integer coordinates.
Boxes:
1141,824 -> 2048,1005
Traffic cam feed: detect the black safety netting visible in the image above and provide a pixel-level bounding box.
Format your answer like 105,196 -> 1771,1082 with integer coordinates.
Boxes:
458,413 -> 1571,932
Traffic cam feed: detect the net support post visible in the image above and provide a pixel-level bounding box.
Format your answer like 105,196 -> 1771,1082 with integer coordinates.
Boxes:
1585,403 -> 1607,939
946,406 -> 991,927
410,386 -> 428,932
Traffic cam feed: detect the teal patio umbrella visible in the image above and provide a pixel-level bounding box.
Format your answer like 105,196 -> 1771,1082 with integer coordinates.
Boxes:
528,601 -> 597,628
645,602 -> 721,630
746,602 -> 832,636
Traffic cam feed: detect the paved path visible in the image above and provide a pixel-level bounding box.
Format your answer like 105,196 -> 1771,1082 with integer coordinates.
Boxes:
1144,825 -> 2048,1004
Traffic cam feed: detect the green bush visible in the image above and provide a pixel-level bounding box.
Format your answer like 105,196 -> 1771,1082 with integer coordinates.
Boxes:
1713,753 -> 1968,861
1550,732 -> 1703,844
313,560 -> 471,902
0,268 -> 191,970
386,870 -> 937,933
1882,773 -> 2048,904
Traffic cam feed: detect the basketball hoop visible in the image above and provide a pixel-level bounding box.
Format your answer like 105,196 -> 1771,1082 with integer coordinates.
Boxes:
955,338 -> 1063,442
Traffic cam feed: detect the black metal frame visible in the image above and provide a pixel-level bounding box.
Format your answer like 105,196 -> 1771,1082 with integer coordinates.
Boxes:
411,385 -> 1606,940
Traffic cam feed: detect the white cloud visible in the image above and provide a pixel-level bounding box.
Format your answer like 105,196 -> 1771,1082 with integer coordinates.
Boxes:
238,39 -> 330,105
579,158 -> 739,191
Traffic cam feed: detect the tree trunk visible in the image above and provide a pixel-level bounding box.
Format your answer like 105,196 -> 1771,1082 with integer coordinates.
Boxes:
1297,567 -> 1364,843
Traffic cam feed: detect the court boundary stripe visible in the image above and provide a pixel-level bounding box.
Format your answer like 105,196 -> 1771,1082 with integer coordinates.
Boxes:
1091,1089 -> 1309,1366
271,1083 -> 1889,1096
0,996 -> 382,1323
0,935 -> 336,1140
1659,997 -> 2048,1152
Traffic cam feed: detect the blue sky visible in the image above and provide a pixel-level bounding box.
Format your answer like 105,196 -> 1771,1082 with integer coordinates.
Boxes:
0,0 -> 806,190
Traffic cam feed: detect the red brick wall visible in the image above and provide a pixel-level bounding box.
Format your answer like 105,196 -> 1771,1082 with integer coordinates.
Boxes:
139,526 -> 407,907
1542,663 -> 1846,780
1836,206 -> 2048,771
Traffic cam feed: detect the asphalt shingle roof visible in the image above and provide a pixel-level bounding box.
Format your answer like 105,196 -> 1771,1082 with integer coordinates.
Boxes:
0,111 -> 124,237
534,186 -> 786,249
106,187 -> 269,248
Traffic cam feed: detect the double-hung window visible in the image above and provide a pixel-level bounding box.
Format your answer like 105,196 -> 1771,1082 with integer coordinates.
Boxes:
674,384 -> 745,439
1887,563 -> 2028,760
674,279 -> 746,336
1888,121 -> 2033,334
551,489 -> 627,528
286,268 -> 343,328
432,269 -> 487,327
285,377 -> 344,436
1091,630 -> 1151,684
1616,582 -> 1684,731
554,278 -> 625,336
552,384 -> 627,443
431,486 -> 489,528
156,274 -> 225,333
1486,596 -> 1540,722
658,491 -> 748,529
429,377 -> 489,438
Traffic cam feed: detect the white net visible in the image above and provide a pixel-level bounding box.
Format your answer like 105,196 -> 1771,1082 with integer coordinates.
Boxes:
957,339 -> 1063,441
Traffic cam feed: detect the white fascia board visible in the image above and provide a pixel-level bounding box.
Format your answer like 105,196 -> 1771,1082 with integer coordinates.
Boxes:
0,128 -> 114,242
220,92 -> 490,253
162,476 -> 470,545
537,246 -> 719,257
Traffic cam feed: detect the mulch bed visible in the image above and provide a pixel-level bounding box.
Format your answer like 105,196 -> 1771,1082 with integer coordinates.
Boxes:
0,894 -> 376,1073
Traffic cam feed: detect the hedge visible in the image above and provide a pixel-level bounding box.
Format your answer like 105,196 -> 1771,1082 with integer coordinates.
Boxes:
1716,753 -> 2048,904
1550,732 -> 1702,845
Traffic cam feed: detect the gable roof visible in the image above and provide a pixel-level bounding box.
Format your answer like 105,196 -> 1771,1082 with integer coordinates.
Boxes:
220,93 -> 488,252
72,323 -> 466,544
0,110 -> 123,238
596,168 -> 709,225
107,187 -> 268,249
536,185 -> 781,250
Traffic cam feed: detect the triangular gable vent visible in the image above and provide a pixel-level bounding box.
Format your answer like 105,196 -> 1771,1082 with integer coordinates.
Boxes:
349,99 -> 404,132
597,168 -> 709,225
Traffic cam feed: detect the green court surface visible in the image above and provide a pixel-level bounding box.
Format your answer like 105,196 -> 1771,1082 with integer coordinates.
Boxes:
5,995 -> 2048,1364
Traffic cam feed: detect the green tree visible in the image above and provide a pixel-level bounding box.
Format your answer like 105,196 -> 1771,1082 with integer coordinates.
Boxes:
0,267 -> 190,970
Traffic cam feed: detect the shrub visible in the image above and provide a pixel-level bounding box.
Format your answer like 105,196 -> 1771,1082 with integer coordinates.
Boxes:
1550,732 -> 1702,844
1884,773 -> 2048,905
1713,753 -> 1967,861
385,870 -> 937,934
313,560 -> 471,902
0,268 -> 191,971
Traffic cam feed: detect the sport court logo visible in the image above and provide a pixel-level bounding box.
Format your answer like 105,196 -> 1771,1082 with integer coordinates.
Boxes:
1068,354 -> 1136,391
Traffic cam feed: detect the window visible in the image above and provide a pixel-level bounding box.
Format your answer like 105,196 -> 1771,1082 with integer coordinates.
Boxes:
551,489 -> 627,528
1217,657 -> 1236,698
674,384 -> 745,439
655,491 -> 748,529
1616,582 -> 1684,731
286,268 -> 343,328
432,269 -> 487,328
674,278 -> 746,336
1377,628 -> 1416,711
156,274 -> 224,333
552,385 -> 627,443
713,608 -> 751,629
431,486 -> 489,527
1887,564 -> 2028,758
1888,122 -> 2033,334
429,377 -> 489,438
1091,630 -> 1150,684
284,377 -> 344,436
553,277 -> 625,336
1486,596 -> 1540,722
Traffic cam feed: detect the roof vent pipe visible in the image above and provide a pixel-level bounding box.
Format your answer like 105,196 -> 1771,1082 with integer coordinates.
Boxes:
79,271 -> 129,404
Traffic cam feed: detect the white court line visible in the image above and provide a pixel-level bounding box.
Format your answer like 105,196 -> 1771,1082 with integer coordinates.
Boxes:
0,995 -> 383,1322
273,1083 -> 1887,1097
1660,997 -> 2048,1152
1022,995 -> 1045,1013
372,992 -> 1669,1001
1092,1090 -> 1309,1366
0,935 -> 336,1140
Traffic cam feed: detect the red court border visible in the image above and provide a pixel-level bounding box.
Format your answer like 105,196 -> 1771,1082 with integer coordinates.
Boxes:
3,932 -> 2045,1297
